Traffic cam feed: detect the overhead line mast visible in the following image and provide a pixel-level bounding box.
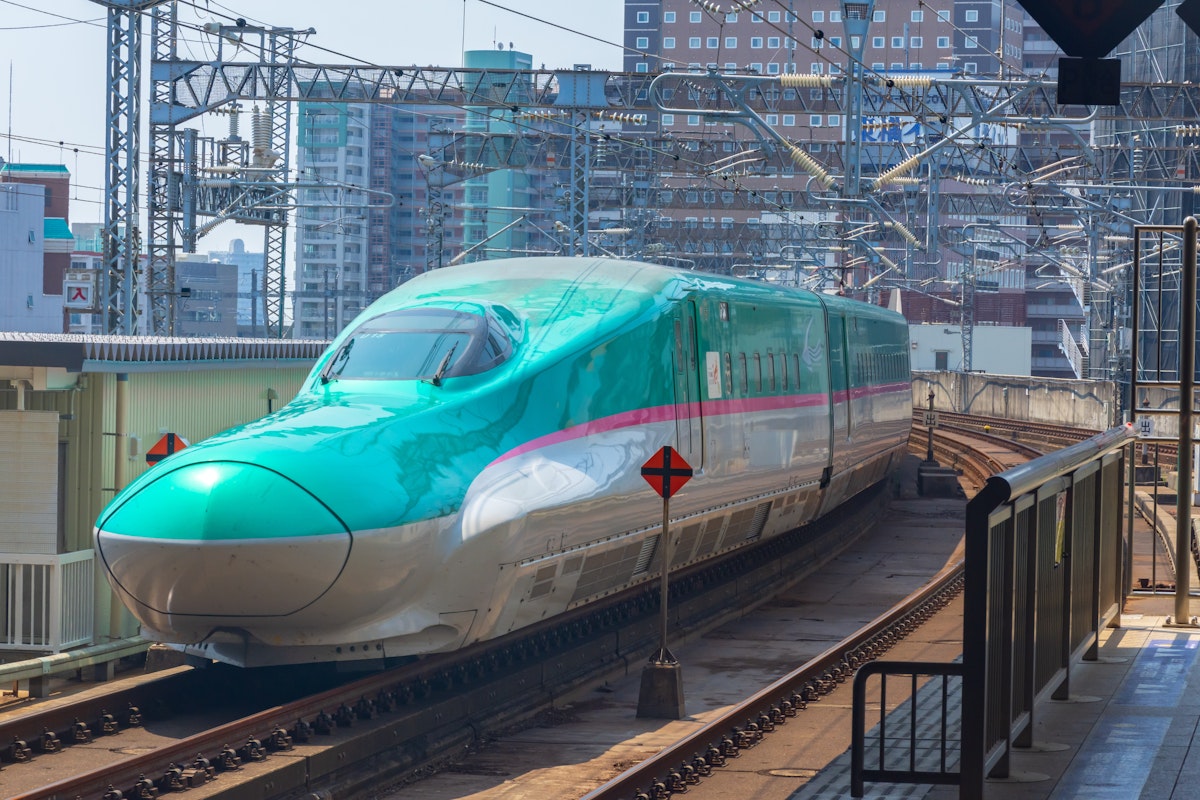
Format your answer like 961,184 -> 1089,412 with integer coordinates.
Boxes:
93,0 -> 168,335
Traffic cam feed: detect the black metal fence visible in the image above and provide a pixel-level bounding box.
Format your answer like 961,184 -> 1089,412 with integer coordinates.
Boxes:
851,424 -> 1133,798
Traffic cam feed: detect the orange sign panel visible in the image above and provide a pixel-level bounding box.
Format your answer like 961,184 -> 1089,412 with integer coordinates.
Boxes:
146,433 -> 189,465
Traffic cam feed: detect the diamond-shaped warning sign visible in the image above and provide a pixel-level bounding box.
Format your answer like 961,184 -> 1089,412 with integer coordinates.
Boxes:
641,446 -> 693,499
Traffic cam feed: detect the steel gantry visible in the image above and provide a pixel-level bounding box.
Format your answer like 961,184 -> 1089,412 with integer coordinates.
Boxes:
96,1 -> 1200,351
147,9 -> 301,337
93,0 -> 168,334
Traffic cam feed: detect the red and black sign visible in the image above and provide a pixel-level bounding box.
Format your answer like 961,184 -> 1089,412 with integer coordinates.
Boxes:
146,432 -> 189,465
641,446 -> 693,499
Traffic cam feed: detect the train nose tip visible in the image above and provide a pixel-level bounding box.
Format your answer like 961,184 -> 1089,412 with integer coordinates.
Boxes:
95,461 -> 351,618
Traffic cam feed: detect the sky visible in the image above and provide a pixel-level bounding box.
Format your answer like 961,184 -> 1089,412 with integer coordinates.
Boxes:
0,0 -> 624,253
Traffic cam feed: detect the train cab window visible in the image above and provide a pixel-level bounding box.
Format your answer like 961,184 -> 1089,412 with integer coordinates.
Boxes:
319,306 -> 514,383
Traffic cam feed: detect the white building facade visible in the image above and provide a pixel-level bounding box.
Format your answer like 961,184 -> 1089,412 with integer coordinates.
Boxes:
0,183 -> 64,332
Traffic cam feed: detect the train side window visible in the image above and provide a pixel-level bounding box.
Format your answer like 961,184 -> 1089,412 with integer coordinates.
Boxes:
724,352 -> 733,395
792,354 -> 800,389
674,320 -> 684,374
781,352 -> 788,391
738,353 -> 748,394
768,353 -> 777,392
719,302 -> 730,321
753,353 -> 762,393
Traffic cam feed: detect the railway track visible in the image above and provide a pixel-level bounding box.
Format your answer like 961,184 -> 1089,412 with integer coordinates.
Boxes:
918,410 -> 1097,450
915,425 -> 1041,490
3,416 -> 1062,800
4,482 -> 891,800
908,410 -> 1096,491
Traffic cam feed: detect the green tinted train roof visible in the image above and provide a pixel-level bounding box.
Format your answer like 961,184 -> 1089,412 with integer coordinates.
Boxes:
381,258 -> 680,317
377,257 -> 830,323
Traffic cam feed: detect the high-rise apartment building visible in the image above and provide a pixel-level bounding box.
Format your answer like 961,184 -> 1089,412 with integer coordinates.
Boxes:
292,102 -> 372,339
625,2 -> 1019,84
620,2 -> 1024,276
291,99 -> 469,339
459,48 -> 554,264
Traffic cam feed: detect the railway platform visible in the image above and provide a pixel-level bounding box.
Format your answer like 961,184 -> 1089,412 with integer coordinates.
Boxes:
934,601 -> 1200,800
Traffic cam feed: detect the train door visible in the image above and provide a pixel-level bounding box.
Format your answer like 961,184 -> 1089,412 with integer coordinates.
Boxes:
673,301 -> 705,467
825,311 -> 850,475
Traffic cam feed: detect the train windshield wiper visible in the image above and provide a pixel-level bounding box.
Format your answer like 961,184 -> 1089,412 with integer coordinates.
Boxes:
319,339 -> 354,384
427,342 -> 458,387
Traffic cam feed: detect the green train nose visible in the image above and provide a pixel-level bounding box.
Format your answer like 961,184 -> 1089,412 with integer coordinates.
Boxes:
96,461 -> 351,618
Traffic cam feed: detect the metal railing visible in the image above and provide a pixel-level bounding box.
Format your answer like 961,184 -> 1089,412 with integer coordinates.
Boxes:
851,661 -> 964,794
1058,317 -> 1087,379
0,550 -> 94,652
851,424 -> 1132,798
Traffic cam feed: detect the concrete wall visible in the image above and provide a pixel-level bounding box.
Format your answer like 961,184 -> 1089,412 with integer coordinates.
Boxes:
912,370 -> 1119,431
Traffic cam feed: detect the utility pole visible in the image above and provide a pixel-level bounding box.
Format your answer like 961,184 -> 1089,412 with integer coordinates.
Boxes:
961,246 -> 977,374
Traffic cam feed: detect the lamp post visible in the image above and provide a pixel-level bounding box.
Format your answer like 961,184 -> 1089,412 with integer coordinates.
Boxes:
925,389 -> 936,464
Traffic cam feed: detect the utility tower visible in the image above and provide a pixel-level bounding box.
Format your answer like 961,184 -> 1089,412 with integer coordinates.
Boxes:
93,0 -> 169,334
107,3 -> 632,336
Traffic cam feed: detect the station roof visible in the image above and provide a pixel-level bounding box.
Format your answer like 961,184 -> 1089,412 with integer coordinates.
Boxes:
0,333 -> 329,374
0,163 -> 70,177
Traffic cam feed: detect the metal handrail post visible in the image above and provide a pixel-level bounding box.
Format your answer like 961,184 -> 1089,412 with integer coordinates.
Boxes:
1177,216 -> 1197,624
